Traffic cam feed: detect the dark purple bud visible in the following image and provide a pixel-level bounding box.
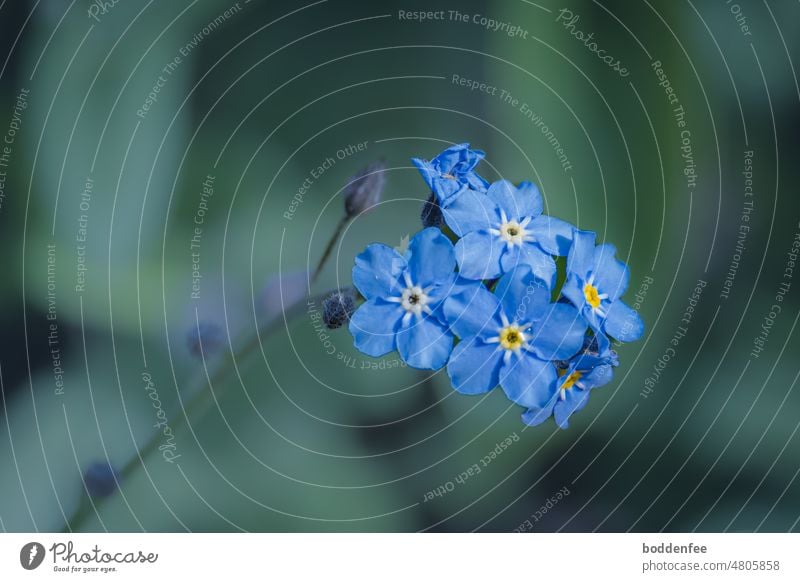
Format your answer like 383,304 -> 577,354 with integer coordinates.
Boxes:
344,161 -> 386,218
186,321 -> 225,358
322,290 -> 356,329
83,462 -> 120,498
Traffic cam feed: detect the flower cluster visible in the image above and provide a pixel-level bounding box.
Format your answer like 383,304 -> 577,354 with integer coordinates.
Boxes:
348,144 -> 644,428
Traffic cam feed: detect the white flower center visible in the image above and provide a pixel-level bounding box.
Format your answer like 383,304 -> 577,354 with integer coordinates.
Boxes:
387,272 -> 435,325
401,286 -> 429,316
490,210 -> 534,249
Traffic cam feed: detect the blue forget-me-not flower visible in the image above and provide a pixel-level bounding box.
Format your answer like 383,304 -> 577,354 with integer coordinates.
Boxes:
344,142 -> 644,429
522,336 -> 619,429
348,227 -> 458,370
412,143 -> 489,207
561,229 -> 645,345
443,266 -> 587,408
442,180 -> 575,285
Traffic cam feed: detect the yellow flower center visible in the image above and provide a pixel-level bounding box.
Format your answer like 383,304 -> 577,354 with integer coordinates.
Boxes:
560,370 -> 583,391
584,283 -> 602,309
499,326 -> 525,350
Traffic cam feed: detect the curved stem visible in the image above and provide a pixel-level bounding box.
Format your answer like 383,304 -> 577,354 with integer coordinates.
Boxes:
311,216 -> 350,284
64,291 -> 332,532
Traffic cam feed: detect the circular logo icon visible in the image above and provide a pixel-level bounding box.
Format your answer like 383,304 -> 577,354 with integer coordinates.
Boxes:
20,542 -> 46,570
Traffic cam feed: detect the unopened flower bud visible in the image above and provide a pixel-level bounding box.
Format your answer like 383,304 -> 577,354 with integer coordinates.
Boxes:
83,462 -> 120,498
344,160 -> 385,218
322,290 -> 356,329
186,320 -> 225,357
420,192 -> 443,228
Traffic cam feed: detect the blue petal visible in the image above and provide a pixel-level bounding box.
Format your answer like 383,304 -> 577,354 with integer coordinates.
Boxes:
522,402 -> 557,427
516,181 -> 545,217
442,284 -> 501,340
592,244 -> 630,301
432,177 -> 466,206
603,300 -> 644,342
348,300 -> 402,357
499,353 -> 557,408
529,303 -> 587,361
411,158 -> 437,190
465,172 -> 490,192
553,387 -> 592,429
352,244 -> 406,301
406,227 -> 456,287
595,331 -> 614,354
567,229 -> 597,277
584,309 -> 604,334
566,351 -> 616,389
499,242 -> 557,288
493,266 -> 550,325
447,338 -> 504,395
560,275 -> 584,308
570,352 -> 608,372
434,143 -> 477,172
527,215 -> 575,256
396,316 -> 453,370
487,180 -> 543,221
452,276 -> 486,295
455,231 -> 504,280
441,189 -> 499,237
583,363 -> 614,389
414,145 -> 488,205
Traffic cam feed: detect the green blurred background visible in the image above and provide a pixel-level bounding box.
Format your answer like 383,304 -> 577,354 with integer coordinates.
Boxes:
0,0 -> 798,532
